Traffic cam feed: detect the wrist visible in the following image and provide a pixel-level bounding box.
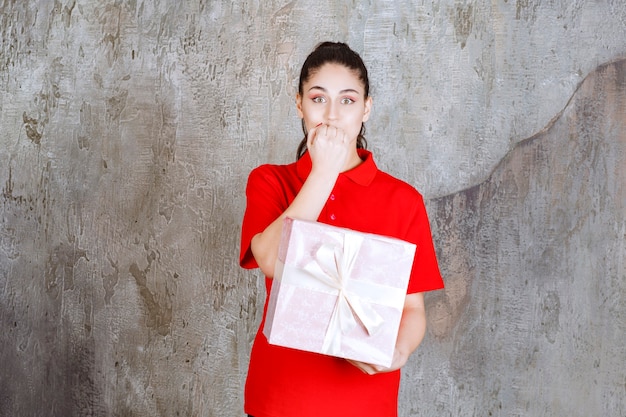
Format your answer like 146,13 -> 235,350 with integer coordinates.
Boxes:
307,166 -> 340,186
395,345 -> 410,364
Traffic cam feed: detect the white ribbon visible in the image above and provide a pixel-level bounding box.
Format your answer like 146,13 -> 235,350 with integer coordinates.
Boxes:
280,231 -> 406,356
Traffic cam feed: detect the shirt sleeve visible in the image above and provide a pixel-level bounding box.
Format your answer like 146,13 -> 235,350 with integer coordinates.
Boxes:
239,165 -> 290,269
404,193 -> 445,293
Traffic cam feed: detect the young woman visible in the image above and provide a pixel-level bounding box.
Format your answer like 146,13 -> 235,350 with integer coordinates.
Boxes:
239,42 -> 444,417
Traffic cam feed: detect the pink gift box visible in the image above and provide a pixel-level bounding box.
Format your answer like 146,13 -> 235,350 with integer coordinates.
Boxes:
263,217 -> 416,367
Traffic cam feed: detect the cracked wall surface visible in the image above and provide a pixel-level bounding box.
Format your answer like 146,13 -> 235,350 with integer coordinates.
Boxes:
1,1 -> 625,416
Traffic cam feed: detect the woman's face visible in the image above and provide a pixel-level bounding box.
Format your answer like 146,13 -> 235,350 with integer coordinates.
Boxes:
297,63 -> 372,144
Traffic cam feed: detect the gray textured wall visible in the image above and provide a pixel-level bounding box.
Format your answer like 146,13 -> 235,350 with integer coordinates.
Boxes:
0,1 -> 624,416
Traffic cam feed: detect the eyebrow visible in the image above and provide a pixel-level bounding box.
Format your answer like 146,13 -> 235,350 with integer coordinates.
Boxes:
308,86 -> 361,95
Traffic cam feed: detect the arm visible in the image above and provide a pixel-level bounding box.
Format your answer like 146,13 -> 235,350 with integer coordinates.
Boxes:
251,124 -> 353,277
348,292 -> 426,374
250,168 -> 338,277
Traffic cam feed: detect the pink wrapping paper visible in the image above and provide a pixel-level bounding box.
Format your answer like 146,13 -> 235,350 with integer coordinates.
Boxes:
263,217 -> 416,367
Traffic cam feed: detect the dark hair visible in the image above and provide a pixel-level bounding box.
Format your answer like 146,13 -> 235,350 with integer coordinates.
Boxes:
296,42 -> 370,160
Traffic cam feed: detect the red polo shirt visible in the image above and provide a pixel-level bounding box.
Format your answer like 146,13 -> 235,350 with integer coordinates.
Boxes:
240,149 -> 444,417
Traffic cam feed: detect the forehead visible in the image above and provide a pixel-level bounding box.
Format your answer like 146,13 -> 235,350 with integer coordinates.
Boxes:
304,63 -> 365,92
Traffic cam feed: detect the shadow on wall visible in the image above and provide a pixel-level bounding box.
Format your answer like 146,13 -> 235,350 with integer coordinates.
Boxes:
424,59 -> 626,413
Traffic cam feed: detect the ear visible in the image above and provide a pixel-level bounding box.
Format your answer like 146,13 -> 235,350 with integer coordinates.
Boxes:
361,96 -> 373,123
296,94 -> 304,119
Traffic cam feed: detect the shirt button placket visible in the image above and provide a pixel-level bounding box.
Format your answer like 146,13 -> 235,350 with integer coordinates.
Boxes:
329,193 -> 337,221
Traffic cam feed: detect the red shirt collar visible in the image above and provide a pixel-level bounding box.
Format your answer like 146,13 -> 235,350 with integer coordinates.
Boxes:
296,148 -> 378,186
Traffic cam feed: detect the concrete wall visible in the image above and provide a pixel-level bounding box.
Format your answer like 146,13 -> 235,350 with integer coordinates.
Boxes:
0,1 -> 624,416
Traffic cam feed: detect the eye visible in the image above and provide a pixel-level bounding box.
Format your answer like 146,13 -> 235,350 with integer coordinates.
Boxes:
312,96 -> 326,103
341,97 -> 355,104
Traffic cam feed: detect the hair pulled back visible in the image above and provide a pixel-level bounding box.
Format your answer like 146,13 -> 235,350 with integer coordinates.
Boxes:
296,42 -> 370,160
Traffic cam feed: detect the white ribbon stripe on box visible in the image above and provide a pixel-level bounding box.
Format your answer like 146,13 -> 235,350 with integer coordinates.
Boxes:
280,231 -> 406,357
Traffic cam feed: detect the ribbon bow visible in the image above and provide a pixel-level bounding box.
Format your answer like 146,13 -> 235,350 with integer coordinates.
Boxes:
296,232 -> 404,356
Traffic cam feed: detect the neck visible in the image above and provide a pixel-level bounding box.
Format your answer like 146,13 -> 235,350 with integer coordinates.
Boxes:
342,149 -> 364,172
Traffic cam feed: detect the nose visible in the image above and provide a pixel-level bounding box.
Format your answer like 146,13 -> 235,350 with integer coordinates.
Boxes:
325,100 -> 338,122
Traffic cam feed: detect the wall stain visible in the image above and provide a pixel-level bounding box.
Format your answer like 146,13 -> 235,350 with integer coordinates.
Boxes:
45,242 -> 89,295
21,56 -> 63,144
22,112 -> 42,144
102,255 -> 119,305
77,100 -> 93,150
106,90 -> 129,121
61,0 -> 76,28
129,249 -> 173,336
2,163 -> 51,236
453,3 -> 473,49
2,165 -> 22,204
515,0 -> 540,22
539,291 -> 560,344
